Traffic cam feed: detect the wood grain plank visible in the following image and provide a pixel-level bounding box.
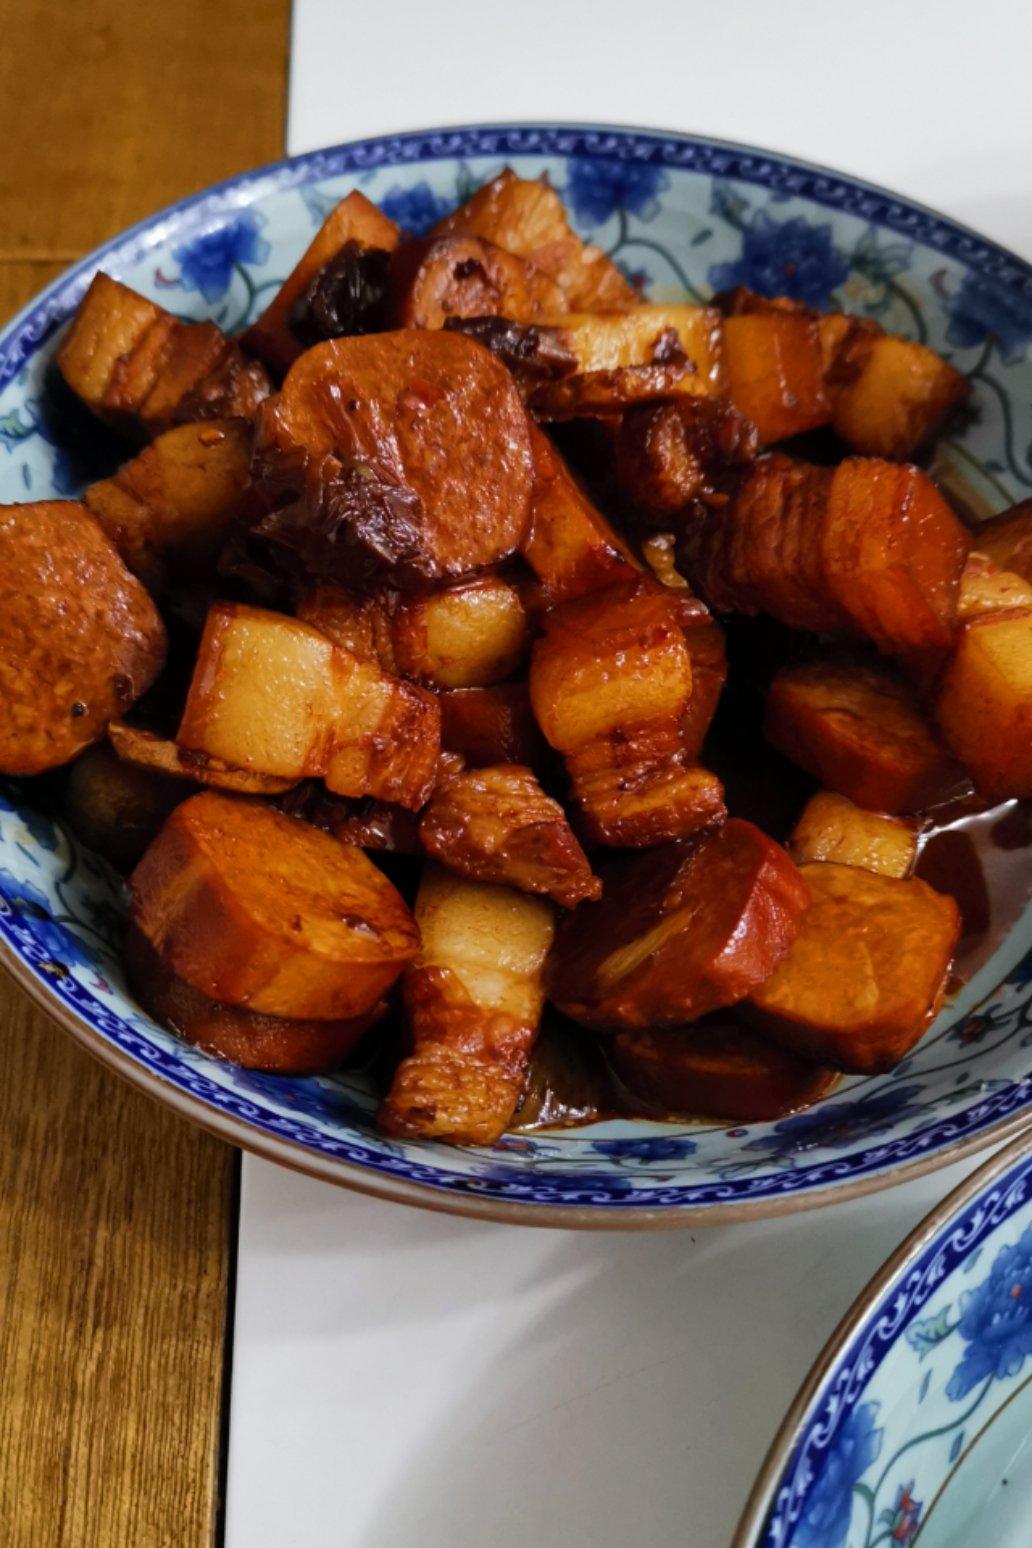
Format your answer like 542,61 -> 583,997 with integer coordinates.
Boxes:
0,1 -> 289,1542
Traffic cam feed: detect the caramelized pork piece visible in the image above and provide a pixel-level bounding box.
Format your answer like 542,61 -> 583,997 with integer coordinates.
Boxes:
84,418 -> 253,589
682,455 -> 969,652
380,867 -> 555,1145
296,582 -> 396,665
431,168 -> 637,311
611,1021 -> 835,1121
522,423 -> 640,603
393,234 -> 568,329
956,552 -> 1032,619
125,925 -> 383,1072
241,190 -> 401,373
108,720 -> 297,795
254,329 -> 533,588
177,602 -> 440,808
614,397 -> 758,521
788,791 -> 918,878
721,310 -> 829,443
748,862 -> 960,1071
532,306 -> 724,395
530,578 -> 726,846
57,273 -> 270,439
721,288 -> 969,458
0,501 -> 166,775
547,820 -> 810,1030
680,610 -> 728,758
935,607 -> 1032,799
390,575 -> 531,688
420,764 -> 600,906
438,684 -> 547,769
64,743 -> 185,871
130,792 -> 419,1019
766,661 -> 967,814
974,499 -> 1032,585
823,326 -> 969,460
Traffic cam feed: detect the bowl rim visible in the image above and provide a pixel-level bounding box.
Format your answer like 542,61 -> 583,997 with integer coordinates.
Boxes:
2,118 -> 1031,1227
731,1130 -> 1032,1546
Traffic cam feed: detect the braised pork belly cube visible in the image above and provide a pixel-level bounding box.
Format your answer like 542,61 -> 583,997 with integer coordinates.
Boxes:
295,582 -> 396,666
241,190 -> 401,374
974,499 -> 1032,585
534,305 -> 724,395
614,397 -> 758,521
430,168 -> 637,311
438,684 -> 548,770
766,661 -> 968,814
956,552 -> 1032,618
125,925 -> 384,1073
611,1022 -> 835,1122
680,610 -> 728,758
393,233 -> 568,329
57,273 -> 270,439
419,764 -> 600,906
548,821 -> 809,1031
788,791 -> 918,878
130,792 -> 418,1020
389,576 -> 531,688
0,500 -> 166,775
935,607 -> 1032,800
682,455 -> 969,652
748,862 -> 960,1072
522,423 -> 640,604
767,659 -> 971,817
721,310 -> 829,443
84,418 -> 252,588
380,867 -> 555,1145
824,328 -> 969,460
176,602 -> 440,808
253,329 -> 533,588
529,578 -> 726,846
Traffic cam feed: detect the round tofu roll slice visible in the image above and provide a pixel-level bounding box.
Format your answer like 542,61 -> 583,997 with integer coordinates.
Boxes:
125,925 -> 383,1073
547,819 -> 810,1031
130,792 -> 419,1019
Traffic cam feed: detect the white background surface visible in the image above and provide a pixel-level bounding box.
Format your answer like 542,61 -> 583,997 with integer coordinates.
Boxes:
226,6 -> 1032,1544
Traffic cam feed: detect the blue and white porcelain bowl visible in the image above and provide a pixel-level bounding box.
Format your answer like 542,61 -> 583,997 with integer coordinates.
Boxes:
735,1134 -> 1032,1546
2,124 -> 1031,1225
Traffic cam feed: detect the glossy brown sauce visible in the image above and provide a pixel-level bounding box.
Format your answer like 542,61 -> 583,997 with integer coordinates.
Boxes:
513,789 -> 1032,1134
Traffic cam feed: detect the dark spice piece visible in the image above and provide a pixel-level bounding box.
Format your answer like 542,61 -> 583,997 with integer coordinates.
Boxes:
289,242 -> 393,349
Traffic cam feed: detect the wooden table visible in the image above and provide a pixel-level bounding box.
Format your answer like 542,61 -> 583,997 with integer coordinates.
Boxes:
0,6 -> 289,1542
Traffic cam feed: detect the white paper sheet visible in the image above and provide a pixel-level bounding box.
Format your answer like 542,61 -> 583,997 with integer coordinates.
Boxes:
226,7 -> 1031,1542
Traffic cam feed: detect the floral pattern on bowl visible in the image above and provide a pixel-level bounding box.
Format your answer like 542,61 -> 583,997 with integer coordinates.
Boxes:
1,125 -> 1031,1223
736,1136 -> 1032,1547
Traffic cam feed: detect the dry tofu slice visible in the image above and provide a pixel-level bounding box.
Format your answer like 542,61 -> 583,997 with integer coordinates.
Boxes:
380,867 -> 555,1145
130,792 -> 419,1020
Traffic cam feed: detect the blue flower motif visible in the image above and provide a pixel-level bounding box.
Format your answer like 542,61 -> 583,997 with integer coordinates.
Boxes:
946,1223 -> 1032,1399
795,1402 -> 882,1548
172,212 -> 270,303
0,867 -> 95,970
708,211 -> 850,306
14,802 -> 60,852
378,181 -> 453,235
946,270 -> 1032,363
745,1085 -> 923,1157
591,1135 -> 696,1161
564,159 -> 667,226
